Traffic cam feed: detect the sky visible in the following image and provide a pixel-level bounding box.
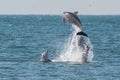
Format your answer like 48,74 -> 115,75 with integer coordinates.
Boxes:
0,0 -> 120,15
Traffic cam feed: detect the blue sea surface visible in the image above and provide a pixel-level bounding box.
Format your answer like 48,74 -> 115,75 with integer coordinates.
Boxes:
0,15 -> 120,80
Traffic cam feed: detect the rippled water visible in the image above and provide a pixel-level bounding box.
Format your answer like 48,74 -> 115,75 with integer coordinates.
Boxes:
0,15 -> 120,80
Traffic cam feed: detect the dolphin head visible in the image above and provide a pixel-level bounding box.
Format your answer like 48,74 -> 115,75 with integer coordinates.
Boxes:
40,50 -> 51,62
62,11 -> 82,31
62,12 -> 76,23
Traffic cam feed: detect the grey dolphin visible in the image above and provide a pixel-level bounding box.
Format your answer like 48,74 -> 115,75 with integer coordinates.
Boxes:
40,50 -> 51,62
62,11 -> 82,31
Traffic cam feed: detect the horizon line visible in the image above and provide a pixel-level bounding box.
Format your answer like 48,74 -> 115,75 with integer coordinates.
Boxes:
0,13 -> 120,16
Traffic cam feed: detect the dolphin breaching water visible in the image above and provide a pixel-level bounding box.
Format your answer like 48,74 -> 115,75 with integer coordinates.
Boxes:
59,11 -> 94,63
40,50 -> 51,62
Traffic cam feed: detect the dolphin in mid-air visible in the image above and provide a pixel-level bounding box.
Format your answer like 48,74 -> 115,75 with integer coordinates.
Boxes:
62,11 -> 88,37
62,11 -> 82,31
40,50 -> 51,62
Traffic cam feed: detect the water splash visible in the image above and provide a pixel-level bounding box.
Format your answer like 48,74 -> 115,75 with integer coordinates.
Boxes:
53,25 -> 94,63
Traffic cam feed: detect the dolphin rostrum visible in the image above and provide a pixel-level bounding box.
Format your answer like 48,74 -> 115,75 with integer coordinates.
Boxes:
62,11 -> 82,31
40,50 -> 51,62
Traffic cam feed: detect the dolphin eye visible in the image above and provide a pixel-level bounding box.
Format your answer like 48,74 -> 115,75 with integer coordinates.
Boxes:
65,13 -> 69,15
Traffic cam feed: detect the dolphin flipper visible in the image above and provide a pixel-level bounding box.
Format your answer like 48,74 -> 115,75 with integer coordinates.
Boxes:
73,11 -> 78,15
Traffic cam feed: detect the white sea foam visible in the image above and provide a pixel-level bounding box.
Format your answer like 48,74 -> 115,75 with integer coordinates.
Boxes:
54,25 -> 94,64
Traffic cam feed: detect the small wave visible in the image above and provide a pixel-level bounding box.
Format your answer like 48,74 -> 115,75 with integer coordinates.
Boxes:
8,45 -> 30,49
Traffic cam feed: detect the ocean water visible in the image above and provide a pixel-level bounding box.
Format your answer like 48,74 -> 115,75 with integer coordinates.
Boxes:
0,15 -> 120,80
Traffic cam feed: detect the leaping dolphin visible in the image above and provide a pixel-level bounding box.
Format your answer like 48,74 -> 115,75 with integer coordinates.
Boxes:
40,50 -> 51,62
62,11 -> 82,31
62,11 -> 91,63
62,11 -> 88,37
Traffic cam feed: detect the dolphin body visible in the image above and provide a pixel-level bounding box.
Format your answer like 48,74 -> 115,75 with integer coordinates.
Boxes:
62,11 -> 91,63
62,11 -> 82,31
40,50 -> 51,62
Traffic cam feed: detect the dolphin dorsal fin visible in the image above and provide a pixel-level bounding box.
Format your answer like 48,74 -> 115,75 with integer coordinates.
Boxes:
73,11 -> 78,15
